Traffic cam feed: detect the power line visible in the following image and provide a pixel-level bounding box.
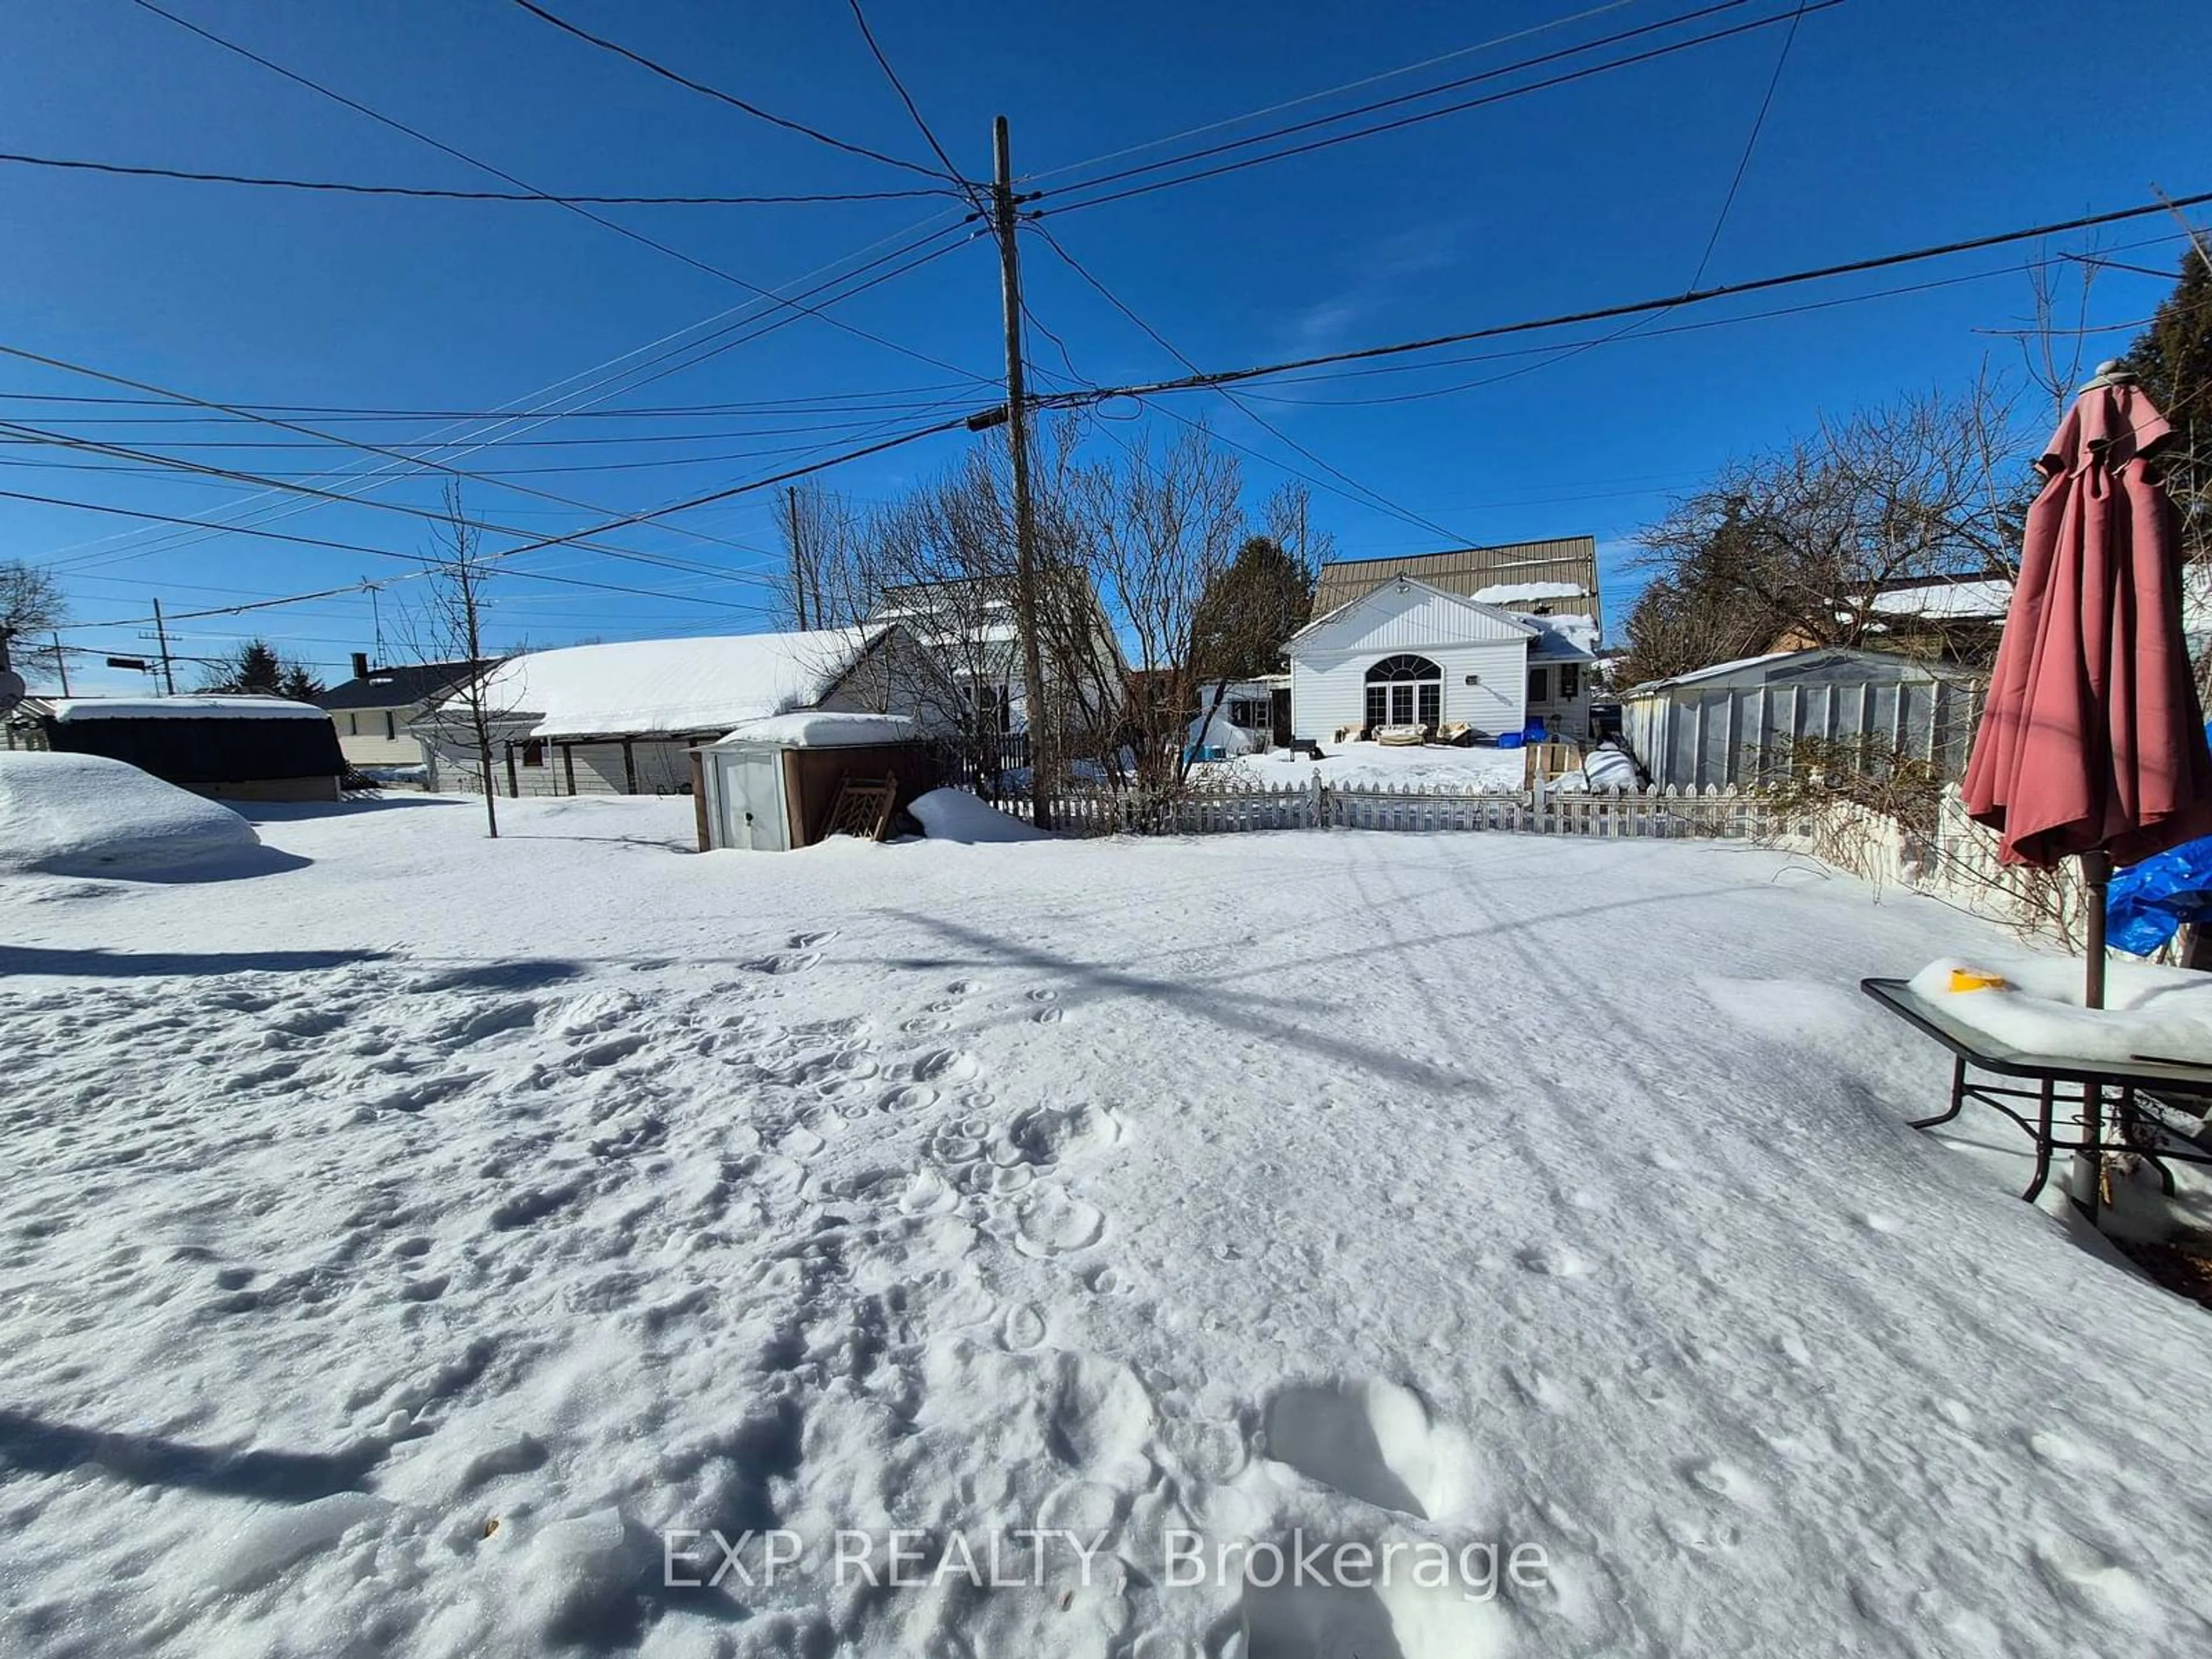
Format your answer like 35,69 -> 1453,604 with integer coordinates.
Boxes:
1035,0 -> 1825,214
126,0 -> 985,382
1033,188 -> 2212,408
1028,224 -> 1470,543
9,491 -> 767,615
24,209 -> 975,569
1228,226 -> 2202,403
0,150 -> 942,204
843,0 -> 986,209
1024,0 -> 1642,185
1685,0 -> 1809,290
509,0 -> 954,184
0,384 -> 978,422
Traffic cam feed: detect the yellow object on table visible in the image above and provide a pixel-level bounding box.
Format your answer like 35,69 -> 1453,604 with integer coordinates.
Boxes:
1948,968 -> 2009,993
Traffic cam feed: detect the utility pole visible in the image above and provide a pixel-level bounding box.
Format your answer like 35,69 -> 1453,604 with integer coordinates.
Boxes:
786,485 -> 809,630
991,115 -> 1054,829
51,632 -> 70,696
150,598 -> 177,695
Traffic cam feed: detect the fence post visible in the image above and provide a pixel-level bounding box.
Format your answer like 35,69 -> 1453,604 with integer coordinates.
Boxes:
1313,771 -> 1328,830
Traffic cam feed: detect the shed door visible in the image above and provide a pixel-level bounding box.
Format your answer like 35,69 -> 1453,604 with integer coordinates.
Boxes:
723,751 -> 786,851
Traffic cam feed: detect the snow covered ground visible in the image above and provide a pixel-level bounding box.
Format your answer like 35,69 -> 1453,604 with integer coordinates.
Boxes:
6,794 -> 2212,1658
1203,743 -> 1530,791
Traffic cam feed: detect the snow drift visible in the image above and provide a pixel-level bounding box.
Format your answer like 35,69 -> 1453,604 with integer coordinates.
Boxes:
0,751 -> 263,876
908,787 -> 1047,843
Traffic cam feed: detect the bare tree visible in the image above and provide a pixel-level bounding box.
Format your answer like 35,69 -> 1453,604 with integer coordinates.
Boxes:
1624,381 -> 2034,684
777,482 -> 873,631
400,485 -> 508,838
0,560 -> 65,680
1071,425 -> 1246,805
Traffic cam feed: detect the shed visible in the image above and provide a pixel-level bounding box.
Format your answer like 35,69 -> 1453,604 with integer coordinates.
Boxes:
6,695 -> 346,802
1619,648 -> 1985,790
697,713 -> 942,852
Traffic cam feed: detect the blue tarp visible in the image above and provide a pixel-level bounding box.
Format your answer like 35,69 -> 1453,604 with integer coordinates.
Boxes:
2108,721 -> 2212,956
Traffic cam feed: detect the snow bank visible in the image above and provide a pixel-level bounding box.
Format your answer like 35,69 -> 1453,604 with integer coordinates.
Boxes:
1526,613 -> 1600,657
0,751 -> 262,875
459,630 -> 876,740
908,787 -> 1047,843
46,695 -> 327,722
1907,954 -> 2212,1063
719,711 -> 916,748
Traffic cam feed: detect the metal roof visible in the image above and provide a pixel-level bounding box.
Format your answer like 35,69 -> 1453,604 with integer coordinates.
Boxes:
1310,537 -> 1599,617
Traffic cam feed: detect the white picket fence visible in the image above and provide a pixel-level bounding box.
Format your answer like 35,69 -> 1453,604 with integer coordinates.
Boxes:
1000,777 -> 1781,842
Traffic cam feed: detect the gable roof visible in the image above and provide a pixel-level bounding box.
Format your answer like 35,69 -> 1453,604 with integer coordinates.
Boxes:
1311,537 -> 1599,618
442,628 -> 887,741
317,658 -> 492,713
1289,573 -> 1539,650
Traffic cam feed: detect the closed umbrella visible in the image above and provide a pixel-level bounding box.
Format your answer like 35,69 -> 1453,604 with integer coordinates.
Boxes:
1962,361 -> 2212,1010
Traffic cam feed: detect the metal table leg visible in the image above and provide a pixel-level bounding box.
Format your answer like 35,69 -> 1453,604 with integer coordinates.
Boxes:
1911,1056 -> 1969,1130
2021,1075 -> 2058,1202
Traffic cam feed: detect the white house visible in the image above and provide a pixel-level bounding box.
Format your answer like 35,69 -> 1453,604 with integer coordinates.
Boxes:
863,573 -> 1126,743
421,626 -> 954,798
1286,574 -> 1597,744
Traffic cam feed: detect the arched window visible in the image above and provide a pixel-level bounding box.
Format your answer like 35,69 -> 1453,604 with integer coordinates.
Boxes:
1363,653 -> 1442,729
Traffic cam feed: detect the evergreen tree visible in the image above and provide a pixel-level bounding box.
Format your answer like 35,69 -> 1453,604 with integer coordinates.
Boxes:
2122,244 -> 2212,562
1192,534 -> 1316,681
197,638 -> 323,698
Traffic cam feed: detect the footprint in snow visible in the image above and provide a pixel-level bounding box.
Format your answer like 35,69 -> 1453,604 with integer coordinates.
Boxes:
1516,1242 -> 1593,1278
1001,1302 -> 1047,1351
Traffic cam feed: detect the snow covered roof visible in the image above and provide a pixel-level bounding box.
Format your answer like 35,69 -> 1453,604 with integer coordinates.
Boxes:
44,696 -> 329,723
450,629 -> 882,740
1471,579 -> 1589,604
1624,646 -> 1981,698
1866,578 -> 2013,622
1525,613 -> 1599,661
1289,573 -> 1538,649
716,712 -> 918,749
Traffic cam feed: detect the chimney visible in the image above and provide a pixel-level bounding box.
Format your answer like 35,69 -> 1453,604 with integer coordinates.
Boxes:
351,652 -> 370,680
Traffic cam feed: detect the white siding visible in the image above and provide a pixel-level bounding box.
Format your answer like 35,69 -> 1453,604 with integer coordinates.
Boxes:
332,704 -> 429,767
1287,580 -> 1532,740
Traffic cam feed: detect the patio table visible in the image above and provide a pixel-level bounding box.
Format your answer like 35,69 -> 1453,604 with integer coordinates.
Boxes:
1860,976 -> 2212,1217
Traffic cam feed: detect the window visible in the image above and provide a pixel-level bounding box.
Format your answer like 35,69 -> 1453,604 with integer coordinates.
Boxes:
1528,667 -> 1550,704
1363,654 -> 1443,729
1559,664 -> 1580,700
384,711 -> 397,741
1228,697 -> 1268,729
521,739 -> 546,768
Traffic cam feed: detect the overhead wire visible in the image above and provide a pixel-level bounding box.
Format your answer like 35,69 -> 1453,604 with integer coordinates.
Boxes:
507,0 -> 956,184
0,151 -> 942,204
125,0 -> 985,381
1032,1 -> 1834,215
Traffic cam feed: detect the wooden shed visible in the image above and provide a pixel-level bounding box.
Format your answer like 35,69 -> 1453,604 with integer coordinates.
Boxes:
1620,648 -> 1984,790
696,713 -> 942,851
6,695 -> 346,802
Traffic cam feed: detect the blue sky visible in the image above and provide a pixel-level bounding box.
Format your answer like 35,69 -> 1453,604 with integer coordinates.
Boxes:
5,0 -> 2208,695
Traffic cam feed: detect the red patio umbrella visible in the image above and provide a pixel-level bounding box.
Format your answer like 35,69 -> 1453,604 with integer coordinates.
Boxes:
1963,362 -> 2212,1007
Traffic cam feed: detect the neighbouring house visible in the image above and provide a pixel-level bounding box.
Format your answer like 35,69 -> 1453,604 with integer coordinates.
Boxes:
1619,646 -> 1985,791
1285,573 -> 1599,744
1310,537 -> 1601,625
1765,572 -> 2013,664
315,653 -> 493,779
863,572 -> 1127,747
5,695 -> 346,802
419,626 -> 955,798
